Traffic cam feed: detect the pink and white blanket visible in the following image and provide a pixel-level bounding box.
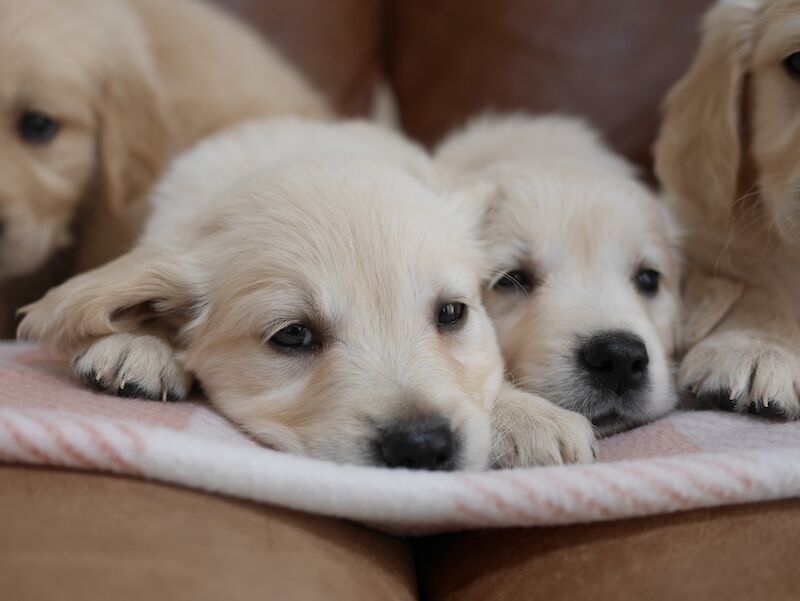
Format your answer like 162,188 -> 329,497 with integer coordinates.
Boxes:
2,342 -> 800,533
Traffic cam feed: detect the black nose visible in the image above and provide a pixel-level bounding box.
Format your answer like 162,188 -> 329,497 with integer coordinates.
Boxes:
377,418 -> 457,470
579,331 -> 649,395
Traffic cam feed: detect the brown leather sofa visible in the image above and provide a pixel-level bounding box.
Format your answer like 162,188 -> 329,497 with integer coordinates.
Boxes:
4,1 -> 800,599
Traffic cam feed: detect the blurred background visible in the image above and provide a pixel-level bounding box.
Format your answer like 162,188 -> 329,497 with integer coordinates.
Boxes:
218,0 -> 714,171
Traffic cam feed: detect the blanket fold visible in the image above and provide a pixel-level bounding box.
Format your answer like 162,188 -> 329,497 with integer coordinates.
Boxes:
3,343 -> 799,533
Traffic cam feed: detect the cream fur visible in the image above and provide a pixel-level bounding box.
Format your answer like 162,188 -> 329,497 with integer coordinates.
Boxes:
19,119 -> 596,470
655,0 -> 800,417
438,115 -> 682,436
0,0 -> 328,334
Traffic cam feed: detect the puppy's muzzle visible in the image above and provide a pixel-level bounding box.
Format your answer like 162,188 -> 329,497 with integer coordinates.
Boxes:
579,331 -> 649,397
374,417 -> 458,471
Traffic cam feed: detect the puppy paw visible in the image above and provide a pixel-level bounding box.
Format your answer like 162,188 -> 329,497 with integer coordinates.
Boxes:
681,330 -> 800,419
73,334 -> 190,401
491,385 -> 597,469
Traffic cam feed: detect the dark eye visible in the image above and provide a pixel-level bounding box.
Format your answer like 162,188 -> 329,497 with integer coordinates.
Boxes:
270,323 -> 316,350
437,302 -> 467,328
634,268 -> 660,296
17,111 -> 60,144
783,51 -> 800,77
493,269 -> 533,292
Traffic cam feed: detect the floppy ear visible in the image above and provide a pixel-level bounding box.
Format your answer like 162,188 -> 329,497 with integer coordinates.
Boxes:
654,0 -> 758,228
680,268 -> 743,350
17,248 -> 198,352
96,52 -> 172,214
447,180 -> 500,238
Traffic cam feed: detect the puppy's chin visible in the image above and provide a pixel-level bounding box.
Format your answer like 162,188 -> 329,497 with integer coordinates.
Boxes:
571,384 -> 677,437
559,387 -> 654,437
517,365 -> 675,438
587,409 -> 650,437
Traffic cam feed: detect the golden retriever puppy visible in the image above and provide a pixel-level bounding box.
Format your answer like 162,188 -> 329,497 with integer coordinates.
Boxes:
655,0 -> 800,418
18,119 -> 595,470
0,0 -> 328,334
437,115 -> 682,436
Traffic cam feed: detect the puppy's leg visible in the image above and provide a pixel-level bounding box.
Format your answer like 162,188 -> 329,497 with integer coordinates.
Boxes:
74,333 -> 191,401
491,383 -> 596,469
681,286 -> 800,418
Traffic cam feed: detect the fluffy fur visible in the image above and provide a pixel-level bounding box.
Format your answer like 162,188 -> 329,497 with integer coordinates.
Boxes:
655,0 -> 800,417
19,119 -> 595,470
438,115 -> 682,436
0,0 -> 328,335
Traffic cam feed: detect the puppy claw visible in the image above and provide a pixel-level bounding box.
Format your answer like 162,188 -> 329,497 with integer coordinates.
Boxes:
117,381 -> 155,400
681,331 -> 800,419
86,372 -> 110,393
74,334 -> 190,402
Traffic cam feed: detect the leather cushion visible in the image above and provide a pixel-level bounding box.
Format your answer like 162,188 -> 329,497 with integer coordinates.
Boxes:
0,465 -> 416,601
387,0 -> 715,169
416,499 -> 800,601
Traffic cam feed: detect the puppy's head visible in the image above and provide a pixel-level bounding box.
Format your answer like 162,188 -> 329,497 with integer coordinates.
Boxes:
478,164 -> 681,435
0,0 -> 169,279
656,0 -> 800,246
20,156 -> 502,470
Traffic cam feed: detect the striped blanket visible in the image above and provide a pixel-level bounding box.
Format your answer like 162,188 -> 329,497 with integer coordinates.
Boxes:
2,342 -> 800,533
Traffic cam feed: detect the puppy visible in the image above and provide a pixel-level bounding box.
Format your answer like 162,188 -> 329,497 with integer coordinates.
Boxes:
0,0 -> 328,335
655,0 -> 800,418
19,119 -> 595,470
437,115 -> 682,436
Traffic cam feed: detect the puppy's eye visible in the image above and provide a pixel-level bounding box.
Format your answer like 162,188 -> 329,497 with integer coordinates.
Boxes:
783,51 -> 800,77
634,268 -> 660,296
17,111 -> 60,144
493,270 -> 533,293
437,302 -> 467,328
270,323 -> 316,350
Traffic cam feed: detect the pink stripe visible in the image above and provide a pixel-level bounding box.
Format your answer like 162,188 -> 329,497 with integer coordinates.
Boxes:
541,470 -> 617,519
573,466 -> 655,515
114,422 -> 146,455
30,416 -> 100,470
452,498 -> 497,523
650,459 -> 739,503
459,474 -> 542,522
619,463 -> 694,506
495,472 -> 575,521
0,415 -> 56,465
77,420 -> 141,476
689,455 -> 758,493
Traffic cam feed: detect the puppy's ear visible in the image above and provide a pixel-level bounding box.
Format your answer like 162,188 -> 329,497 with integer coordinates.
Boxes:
96,52 -> 172,215
448,181 -> 500,238
681,268 -> 743,350
654,0 -> 758,228
17,248 -> 199,352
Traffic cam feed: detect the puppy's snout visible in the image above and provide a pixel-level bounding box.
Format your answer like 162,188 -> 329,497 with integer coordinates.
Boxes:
579,331 -> 649,396
376,417 -> 457,471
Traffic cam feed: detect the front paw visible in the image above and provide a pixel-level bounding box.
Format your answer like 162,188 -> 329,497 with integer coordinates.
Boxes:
73,333 -> 191,401
681,331 -> 800,418
491,386 -> 597,469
